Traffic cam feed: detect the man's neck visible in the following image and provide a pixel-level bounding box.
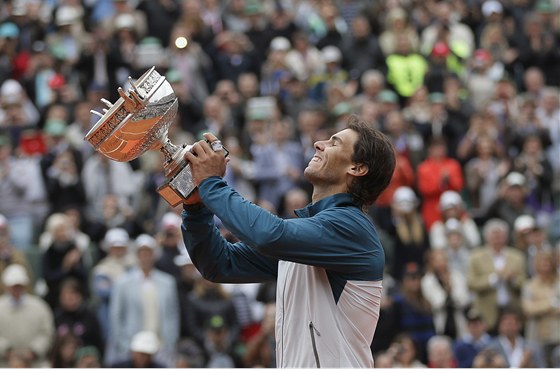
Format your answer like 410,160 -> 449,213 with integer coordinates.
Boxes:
311,186 -> 347,203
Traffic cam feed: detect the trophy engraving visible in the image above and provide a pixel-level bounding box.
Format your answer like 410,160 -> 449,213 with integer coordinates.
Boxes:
84,67 -> 221,207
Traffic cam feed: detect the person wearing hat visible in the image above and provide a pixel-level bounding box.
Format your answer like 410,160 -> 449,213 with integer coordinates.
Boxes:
513,214 -> 553,276
91,228 -> 135,341
0,264 -> 55,367
486,171 -> 533,232
467,219 -> 526,331
387,186 -> 429,281
0,214 -> 34,294
441,218 -> 471,275
106,234 -> 178,368
429,190 -> 481,251
112,330 -> 165,368
74,345 -> 101,368
452,308 -> 491,368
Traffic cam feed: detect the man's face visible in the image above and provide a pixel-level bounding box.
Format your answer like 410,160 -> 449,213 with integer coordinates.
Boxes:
304,129 -> 358,187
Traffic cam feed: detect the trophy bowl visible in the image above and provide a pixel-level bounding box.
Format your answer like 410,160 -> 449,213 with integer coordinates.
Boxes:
85,67 -> 200,207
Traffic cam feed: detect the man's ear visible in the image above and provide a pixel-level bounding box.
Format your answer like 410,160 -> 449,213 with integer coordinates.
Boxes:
349,163 -> 368,177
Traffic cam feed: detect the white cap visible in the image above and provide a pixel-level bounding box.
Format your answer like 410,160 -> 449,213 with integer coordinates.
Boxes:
2,264 -> 30,287
439,190 -> 463,210
114,13 -> 135,30
130,331 -> 160,355
514,214 -> 536,233
270,36 -> 291,51
56,6 -> 82,26
392,186 -> 417,213
135,234 -> 161,258
444,218 -> 463,233
322,46 -> 342,63
103,228 -> 130,250
160,212 -> 182,231
1,79 -> 23,97
0,214 -> 7,228
505,172 -> 526,187
482,1 -> 503,17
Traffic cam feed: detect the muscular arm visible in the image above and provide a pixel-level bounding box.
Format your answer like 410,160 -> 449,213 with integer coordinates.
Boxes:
187,177 -> 383,280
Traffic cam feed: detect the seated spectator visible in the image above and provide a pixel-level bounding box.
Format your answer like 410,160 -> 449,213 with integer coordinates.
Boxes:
513,214 -> 553,276
388,333 -> 426,368
0,264 -> 54,367
421,250 -> 470,339
487,307 -> 546,368
106,234 -> 179,367
467,219 -> 526,331
521,250 -> 560,365
49,332 -> 80,368
486,172 -> 534,231
430,190 -> 481,250
472,348 -> 508,368
441,218 -> 471,275
453,308 -> 492,368
54,278 -> 103,356
426,335 -> 457,368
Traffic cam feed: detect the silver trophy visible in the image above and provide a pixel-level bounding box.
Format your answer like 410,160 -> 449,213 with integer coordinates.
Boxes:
84,67 -> 225,207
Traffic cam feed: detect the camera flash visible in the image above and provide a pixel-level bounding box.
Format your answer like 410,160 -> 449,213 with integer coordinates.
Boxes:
175,37 -> 188,49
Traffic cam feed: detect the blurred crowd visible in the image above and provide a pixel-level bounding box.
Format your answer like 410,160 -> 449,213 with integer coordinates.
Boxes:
0,0 -> 559,369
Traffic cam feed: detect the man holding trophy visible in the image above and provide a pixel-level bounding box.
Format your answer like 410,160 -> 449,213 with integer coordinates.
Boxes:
86,68 -> 395,368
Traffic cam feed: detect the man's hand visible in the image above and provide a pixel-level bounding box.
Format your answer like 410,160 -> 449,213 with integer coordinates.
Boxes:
184,133 -> 228,186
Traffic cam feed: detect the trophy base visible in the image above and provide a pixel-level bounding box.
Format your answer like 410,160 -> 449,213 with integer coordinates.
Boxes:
157,162 -> 197,207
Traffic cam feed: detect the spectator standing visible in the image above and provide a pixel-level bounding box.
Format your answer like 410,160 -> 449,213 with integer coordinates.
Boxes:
106,234 -> 179,367
467,219 -> 527,330
487,307 -> 546,368
0,264 -> 54,367
453,308 -> 492,368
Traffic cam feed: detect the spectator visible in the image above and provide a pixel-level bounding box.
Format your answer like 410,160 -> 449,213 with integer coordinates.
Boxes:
0,264 -> 54,367
471,348 -> 508,368
521,250 -> 560,364
487,307 -> 546,368
441,218 -> 471,275
73,345 -> 101,368
49,332 -> 80,368
379,7 -> 419,57
430,190 -> 481,250
453,308 -> 492,368
54,278 -> 103,357
426,335 -> 457,368
421,250 -> 470,339
467,219 -> 527,331
385,187 -> 429,281
513,214 -> 553,276
417,137 -> 464,230
91,228 -> 135,342
106,234 -> 179,367
392,262 -> 436,363
389,333 -> 427,368
486,172 -> 533,231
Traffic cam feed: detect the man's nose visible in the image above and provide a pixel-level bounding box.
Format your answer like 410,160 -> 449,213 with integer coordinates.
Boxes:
314,140 -> 326,150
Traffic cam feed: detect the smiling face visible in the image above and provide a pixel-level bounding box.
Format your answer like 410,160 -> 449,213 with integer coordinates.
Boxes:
304,128 -> 358,191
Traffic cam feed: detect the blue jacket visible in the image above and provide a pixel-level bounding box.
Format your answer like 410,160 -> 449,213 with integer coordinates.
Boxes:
182,177 -> 385,367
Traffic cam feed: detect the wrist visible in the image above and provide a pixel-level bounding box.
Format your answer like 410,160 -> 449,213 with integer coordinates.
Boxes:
183,202 -> 205,213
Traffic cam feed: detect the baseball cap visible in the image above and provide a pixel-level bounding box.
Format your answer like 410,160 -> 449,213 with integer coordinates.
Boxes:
103,228 -> 130,249
130,331 -> 160,355
393,186 -> 417,213
270,36 -> 291,51
160,211 -> 182,230
322,46 -> 342,63
505,172 -> 526,187
513,214 -> 537,233
2,264 -> 30,287
439,191 -> 463,210
482,1 -> 503,17
134,234 -> 161,258
474,49 -> 492,62
207,315 -> 226,330
56,6 -> 82,26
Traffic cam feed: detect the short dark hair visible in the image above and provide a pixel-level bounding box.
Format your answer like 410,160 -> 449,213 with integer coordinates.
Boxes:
347,115 -> 396,209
